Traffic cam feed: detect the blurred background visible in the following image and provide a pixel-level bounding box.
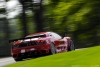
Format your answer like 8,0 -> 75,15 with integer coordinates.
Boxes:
0,0 -> 100,57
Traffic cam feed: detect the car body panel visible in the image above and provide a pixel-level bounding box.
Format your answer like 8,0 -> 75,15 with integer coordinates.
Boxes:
9,32 -> 73,61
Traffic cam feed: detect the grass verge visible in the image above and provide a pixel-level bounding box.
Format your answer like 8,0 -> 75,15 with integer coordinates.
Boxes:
4,46 -> 100,67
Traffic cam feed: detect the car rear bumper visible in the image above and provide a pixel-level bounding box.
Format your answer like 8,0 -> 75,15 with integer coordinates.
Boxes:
12,44 -> 50,59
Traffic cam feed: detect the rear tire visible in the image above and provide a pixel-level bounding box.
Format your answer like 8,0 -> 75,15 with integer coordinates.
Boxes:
49,43 -> 56,55
68,40 -> 75,51
14,58 -> 22,62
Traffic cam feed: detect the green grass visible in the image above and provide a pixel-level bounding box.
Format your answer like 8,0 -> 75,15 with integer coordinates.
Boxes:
4,46 -> 100,67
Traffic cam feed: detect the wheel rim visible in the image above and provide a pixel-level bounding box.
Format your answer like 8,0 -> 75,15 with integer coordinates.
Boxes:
70,40 -> 75,50
50,43 -> 56,54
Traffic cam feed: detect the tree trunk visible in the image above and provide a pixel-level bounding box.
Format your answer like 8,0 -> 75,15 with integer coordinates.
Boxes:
34,5 -> 44,32
30,0 -> 44,32
20,2 -> 28,37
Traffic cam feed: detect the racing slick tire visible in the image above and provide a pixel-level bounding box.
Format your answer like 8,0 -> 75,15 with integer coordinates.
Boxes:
68,40 -> 75,51
14,58 -> 22,62
49,43 -> 56,55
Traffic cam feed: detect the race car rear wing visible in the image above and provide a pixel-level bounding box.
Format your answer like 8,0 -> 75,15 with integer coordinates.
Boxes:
9,34 -> 46,43
9,37 -> 32,43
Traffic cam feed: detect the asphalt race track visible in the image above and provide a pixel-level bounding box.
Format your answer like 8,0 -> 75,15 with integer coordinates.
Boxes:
0,57 -> 15,67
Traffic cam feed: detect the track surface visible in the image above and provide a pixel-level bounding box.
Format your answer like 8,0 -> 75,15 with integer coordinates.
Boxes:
0,57 -> 15,67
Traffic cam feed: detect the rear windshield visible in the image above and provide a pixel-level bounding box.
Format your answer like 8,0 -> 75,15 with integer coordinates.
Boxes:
12,41 -> 46,49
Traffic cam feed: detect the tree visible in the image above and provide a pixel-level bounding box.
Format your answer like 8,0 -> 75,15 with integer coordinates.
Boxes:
0,0 -> 10,56
19,0 -> 28,37
44,0 -> 100,48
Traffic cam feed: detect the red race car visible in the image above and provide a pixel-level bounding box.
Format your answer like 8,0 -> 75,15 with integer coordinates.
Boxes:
9,32 -> 75,61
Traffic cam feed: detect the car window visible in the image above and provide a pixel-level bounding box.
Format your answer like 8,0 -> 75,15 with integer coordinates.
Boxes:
51,32 -> 62,39
48,33 -> 54,38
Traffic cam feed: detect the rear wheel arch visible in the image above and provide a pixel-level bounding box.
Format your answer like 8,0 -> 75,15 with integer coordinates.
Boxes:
64,37 -> 75,51
68,39 -> 75,51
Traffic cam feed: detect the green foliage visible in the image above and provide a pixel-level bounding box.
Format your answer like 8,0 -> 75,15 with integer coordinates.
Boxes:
44,0 -> 100,47
8,0 -> 100,48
